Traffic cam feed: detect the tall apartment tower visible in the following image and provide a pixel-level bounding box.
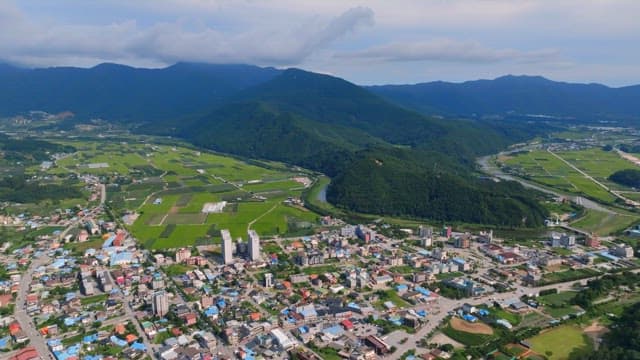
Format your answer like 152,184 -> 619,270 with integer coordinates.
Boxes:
221,229 -> 234,264
248,229 -> 261,261
264,273 -> 274,288
152,290 -> 169,317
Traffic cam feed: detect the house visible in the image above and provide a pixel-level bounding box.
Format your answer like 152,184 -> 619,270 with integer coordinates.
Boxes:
9,347 -> 40,360
365,335 -> 391,354
0,294 -> 12,307
182,313 -> 198,326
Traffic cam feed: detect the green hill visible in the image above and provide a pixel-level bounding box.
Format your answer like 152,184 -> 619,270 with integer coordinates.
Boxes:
185,69 -> 548,226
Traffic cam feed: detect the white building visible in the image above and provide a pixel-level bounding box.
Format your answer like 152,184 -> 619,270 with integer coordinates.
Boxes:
264,273 -> 274,288
248,229 -> 261,261
152,290 -> 169,317
221,229 -> 234,264
270,328 -> 296,350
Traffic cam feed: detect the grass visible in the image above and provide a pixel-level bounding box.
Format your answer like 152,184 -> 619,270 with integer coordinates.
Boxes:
81,293 -> 109,305
442,323 -> 493,346
64,237 -> 104,253
301,264 -> 339,275
490,308 -> 521,326
544,305 -> 581,319
375,289 -> 411,309
164,263 -> 195,276
571,209 -> 638,236
503,149 -> 630,205
389,265 -> 416,274
539,268 -> 600,285
528,325 -> 593,360
436,271 -> 464,280
539,291 -> 577,307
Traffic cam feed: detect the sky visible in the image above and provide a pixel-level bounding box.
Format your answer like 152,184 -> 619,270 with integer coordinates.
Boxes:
1,0 -> 639,86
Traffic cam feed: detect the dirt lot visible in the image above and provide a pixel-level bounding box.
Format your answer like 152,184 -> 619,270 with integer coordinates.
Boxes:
584,321 -> 609,349
450,317 -> 494,335
431,332 -> 465,348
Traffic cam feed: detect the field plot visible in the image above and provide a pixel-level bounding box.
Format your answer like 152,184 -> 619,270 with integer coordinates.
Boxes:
442,318 -> 494,347
528,325 -> 593,360
504,150 -> 616,203
41,138 -> 320,249
450,317 -> 494,335
571,209 -> 638,235
115,144 -> 319,248
556,148 -> 638,190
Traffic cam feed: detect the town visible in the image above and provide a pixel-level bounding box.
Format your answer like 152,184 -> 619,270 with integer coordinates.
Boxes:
1,169 -> 638,360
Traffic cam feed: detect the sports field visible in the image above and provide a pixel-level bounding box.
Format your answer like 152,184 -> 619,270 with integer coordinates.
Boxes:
528,325 -> 593,360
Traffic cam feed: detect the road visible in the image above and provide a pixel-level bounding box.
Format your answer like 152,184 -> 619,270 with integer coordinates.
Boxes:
477,154 -> 617,215
14,253 -> 52,358
547,149 -> 638,207
103,270 -> 156,358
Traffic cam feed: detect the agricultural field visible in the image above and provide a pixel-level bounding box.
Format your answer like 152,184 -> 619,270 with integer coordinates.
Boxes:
528,325 -> 593,360
502,146 -> 640,234
23,137 -> 321,249
502,149 -> 617,203
442,318 -> 494,346
570,209 -> 639,235
555,148 -> 638,190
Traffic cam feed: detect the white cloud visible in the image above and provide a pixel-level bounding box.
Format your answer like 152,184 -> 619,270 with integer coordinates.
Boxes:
0,3 -> 374,67
337,39 -> 561,64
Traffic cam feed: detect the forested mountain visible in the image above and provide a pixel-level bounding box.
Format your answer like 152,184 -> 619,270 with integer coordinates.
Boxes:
184,69 -> 549,226
0,62 -> 280,121
0,62 -> 552,226
368,75 -> 640,122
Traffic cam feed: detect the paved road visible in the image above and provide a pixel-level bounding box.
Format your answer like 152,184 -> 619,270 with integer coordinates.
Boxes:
14,253 -> 52,358
547,149 -> 638,206
104,270 -> 156,358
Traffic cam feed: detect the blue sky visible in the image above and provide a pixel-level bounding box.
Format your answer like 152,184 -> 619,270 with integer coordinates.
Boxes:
1,0 -> 639,86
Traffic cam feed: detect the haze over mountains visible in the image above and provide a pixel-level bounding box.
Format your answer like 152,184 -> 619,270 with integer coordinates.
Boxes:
368,76 -> 640,122
2,61 -> 637,226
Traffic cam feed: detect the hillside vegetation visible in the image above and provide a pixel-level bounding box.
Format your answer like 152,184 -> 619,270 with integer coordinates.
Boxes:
185,69 -> 549,226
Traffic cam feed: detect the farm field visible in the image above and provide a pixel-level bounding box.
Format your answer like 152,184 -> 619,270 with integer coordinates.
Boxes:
555,148 -> 638,190
571,209 -> 638,235
32,137 -> 321,249
503,148 -> 640,204
442,318 -> 494,347
503,147 -> 640,234
528,325 -> 593,360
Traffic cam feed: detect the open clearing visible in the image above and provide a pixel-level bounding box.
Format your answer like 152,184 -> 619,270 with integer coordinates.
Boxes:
450,317 -> 494,335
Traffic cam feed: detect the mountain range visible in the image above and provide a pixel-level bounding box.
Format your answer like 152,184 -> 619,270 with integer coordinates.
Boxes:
368,75 -> 640,122
4,62 -> 636,226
